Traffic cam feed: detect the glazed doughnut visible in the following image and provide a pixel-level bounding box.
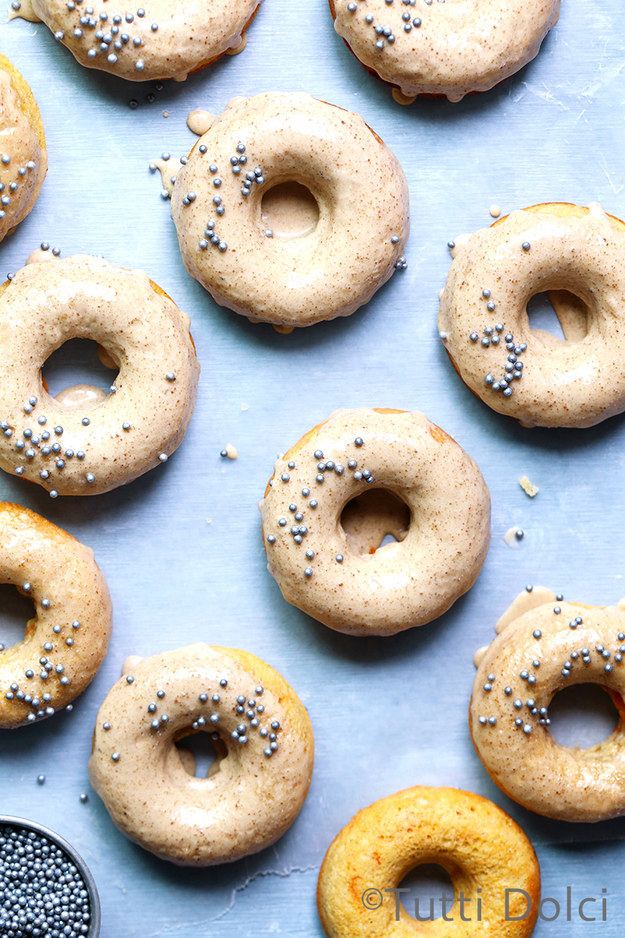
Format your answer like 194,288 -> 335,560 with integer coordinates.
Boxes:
330,0 -> 559,104
471,589 -> 625,822
0,55 -> 47,242
89,644 -> 314,865
28,0 -> 262,82
439,203 -> 625,428
317,786 -> 540,938
0,254 -> 199,496
172,92 -> 409,329
259,408 -> 490,636
0,502 -> 112,729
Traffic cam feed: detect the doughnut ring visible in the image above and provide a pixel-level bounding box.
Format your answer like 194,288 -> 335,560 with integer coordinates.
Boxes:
89,643 -> 314,865
29,0 -> 262,82
0,54 -> 47,243
0,502 -> 112,729
439,202 -> 625,428
329,0 -> 560,104
317,786 -> 540,938
259,408 -> 490,636
0,254 -> 199,496
172,92 -> 409,329
471,590 -> 625,822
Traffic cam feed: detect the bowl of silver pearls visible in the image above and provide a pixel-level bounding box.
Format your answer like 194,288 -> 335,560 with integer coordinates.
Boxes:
0,815 -> 101,937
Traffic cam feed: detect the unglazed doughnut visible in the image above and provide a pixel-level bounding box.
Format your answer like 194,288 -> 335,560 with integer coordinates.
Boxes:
317,786 -> 540,938
439,203 -> 625,428
259,408 -> 490,636
172,92 -> 409,329
330,0 -> 559,104
28,0 -> 262,81
89,643 -> 314,865
0,55 -> 47,242
471,590 -> 625,822
0,254 -> 199,496
0,502 -> 112,729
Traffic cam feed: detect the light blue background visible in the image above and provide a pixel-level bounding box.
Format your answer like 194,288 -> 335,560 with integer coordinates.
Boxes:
1,1 -> 625,935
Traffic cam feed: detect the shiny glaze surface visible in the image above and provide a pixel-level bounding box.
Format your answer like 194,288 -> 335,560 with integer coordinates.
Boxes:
438,204 -> 625,428
471,596 -> 625,821
173,92 -> 409,328
30,0 -> 262,81
89,643 -> 314,866
259,408 -> 490,635
0,254 -> 199,495
0,502 -> 112,728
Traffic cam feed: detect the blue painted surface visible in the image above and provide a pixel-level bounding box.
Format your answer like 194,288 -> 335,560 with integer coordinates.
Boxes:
0,1 -> 625,934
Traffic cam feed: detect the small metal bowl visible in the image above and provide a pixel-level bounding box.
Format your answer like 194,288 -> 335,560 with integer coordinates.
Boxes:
0,814 -> 101,937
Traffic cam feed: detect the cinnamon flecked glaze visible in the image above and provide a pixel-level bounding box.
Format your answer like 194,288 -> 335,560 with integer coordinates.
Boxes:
259,409 -> 490,636
30,0 -> 262,81
0,55 -> 47,242
317,786 -> 540,938
0,254 -> 199,496
439,203 -> 625,428
172,92 -> 410,329
330,0 -> 559,103
89,644 -> 314,866
471,596 -> 625,821
0,502 -> 112,728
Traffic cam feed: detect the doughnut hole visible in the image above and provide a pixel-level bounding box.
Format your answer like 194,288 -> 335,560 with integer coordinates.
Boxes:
548,684 -> 620,748
398,863 -> 456,921
260,181 -> 320,238
42,338 -> 119,411
340,488 -> 411,555
526,291 -> 590,343
175,730 -> 227,779
0,584 -> 35,651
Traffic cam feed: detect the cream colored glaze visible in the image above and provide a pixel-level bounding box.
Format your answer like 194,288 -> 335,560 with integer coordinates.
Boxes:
121,654 -> 143,676
471,598 -> 625,821
30,0 -> 262,81
89,643 -> 314,866
225,32 -> 247,55
0,59 -> 47,242
0,502 -> 112,729
495,586 -> 556,634
153,157 -> 178,197
26,248 -> 57,265
340,488 -> 409,557
474,645 -> 489,668
260,181 -> 320,239
0,254 -> 199,496
8,0 -> 40,20
317,787 -> 540,938
259,408 -> 490,636
172,92 -> 410,328
391,88 -> 416,106
55,384 -> 107,411
490,204 -> 501,219
332,0 -> 560,102
503,526 -> 522,549
186,109 -> 214,136
222,443 -> 238,459
439,204 -> 625,428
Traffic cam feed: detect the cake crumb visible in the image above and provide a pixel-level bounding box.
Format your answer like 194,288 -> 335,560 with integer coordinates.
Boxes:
504,526 -> 524,548
241,402 -> 249,411
519,475 -> 539,497
220,444 -> 238,459
489,204 -> 502,218
206,518 -> 211,524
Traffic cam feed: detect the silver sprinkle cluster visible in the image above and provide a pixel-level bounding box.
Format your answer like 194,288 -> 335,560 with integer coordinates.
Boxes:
0,157 -> 39,226
345,0 -> 424,48
477,605 -> 625,738
47,1 -> 164,73
1,595 -> 81,723
105,678 -> 281,762
266,435 -> 372,578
